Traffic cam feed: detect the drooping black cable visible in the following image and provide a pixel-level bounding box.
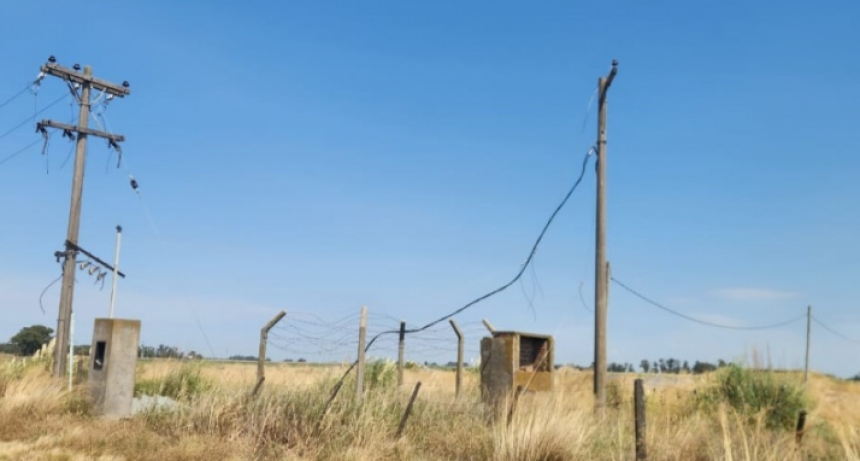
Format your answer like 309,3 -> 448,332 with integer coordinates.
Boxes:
811,315 -> 860,344
38,274 -> 63,315
333,147 -> 595,383
578,281 -> 593,313
612,277 -> 806,330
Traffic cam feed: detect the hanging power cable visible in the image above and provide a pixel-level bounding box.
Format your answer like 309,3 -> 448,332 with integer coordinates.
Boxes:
611,277 -> 806,330
332,146 -> 596,384
811,315 -> 860,344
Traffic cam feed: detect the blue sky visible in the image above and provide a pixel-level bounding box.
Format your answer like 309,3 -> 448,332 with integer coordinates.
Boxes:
1,1 -> 859,376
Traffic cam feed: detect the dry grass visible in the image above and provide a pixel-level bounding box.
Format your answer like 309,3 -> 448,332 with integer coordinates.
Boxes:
2,358 -> 860,460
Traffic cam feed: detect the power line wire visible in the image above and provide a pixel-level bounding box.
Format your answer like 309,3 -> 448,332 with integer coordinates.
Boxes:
812,315 -> 860,344
38,274 -> 63,315
0,85 -> 30,110
0,93 -> 68,140
580,87 -> 599,134
0,137 -> 45,165
578,281 -> 593,313
611,277 -> 806,330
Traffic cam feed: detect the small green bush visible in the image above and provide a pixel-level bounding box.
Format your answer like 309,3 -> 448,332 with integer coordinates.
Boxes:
135,363 -> 210,400
364,358 -> 397,391
696,364 -> 807,430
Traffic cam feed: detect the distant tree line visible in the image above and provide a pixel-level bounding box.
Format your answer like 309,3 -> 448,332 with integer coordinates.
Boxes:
615,358 -> 730,374
228,355 -> 270,362
139,344 -> 203,360
644,358 -> 732,374
565,358 -> 732,374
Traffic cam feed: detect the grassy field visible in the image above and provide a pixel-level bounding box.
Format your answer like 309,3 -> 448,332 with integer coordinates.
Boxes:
1,357 -> 860,460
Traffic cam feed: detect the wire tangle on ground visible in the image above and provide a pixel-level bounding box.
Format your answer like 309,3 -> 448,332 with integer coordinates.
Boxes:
611,277 -> 807,330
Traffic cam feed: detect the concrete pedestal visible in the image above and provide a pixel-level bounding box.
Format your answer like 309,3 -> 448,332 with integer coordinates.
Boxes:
88,318 -> 140,419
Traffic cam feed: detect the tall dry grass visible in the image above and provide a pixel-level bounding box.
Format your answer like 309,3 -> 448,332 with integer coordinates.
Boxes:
2,358 -> 860,460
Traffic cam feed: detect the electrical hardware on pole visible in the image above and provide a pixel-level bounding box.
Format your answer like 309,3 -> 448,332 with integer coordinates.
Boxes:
40,56 -> 131,378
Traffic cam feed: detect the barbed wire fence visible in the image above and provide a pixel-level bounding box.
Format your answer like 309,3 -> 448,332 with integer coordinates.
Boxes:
269,310 -> 484,366
266,309 -> 487,397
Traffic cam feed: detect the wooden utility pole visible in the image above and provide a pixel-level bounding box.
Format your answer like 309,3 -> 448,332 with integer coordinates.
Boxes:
594,60 -> 618,410
804,305 -> 811,384
41,57 -> 130,378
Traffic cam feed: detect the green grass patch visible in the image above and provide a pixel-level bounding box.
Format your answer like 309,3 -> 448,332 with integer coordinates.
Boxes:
135,363 -> 211,400
696,364 -> 807,430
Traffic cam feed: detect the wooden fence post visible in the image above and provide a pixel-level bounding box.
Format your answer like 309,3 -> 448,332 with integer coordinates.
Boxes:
796,409 -> 808,445
252,310 -> 286,396
449,319 -> 464,399
355,306 -> 368,403
506,385 -> 524,427
634,378 -> 647,460
316,379 -> 345,434
396,381 -> 422,438
397,320 -> 406,387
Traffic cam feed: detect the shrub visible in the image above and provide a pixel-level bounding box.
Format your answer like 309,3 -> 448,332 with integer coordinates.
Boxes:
363,358 -> 397,391
135,363 -> 210,400
696,364 -> 807,430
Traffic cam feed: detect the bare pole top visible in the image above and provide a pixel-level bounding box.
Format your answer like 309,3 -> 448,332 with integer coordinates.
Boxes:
602,59 -> 619,95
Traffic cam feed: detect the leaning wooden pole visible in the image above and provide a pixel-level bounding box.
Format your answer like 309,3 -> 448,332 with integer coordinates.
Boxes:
396,381 -> 422,438
252,310 -> 286,396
